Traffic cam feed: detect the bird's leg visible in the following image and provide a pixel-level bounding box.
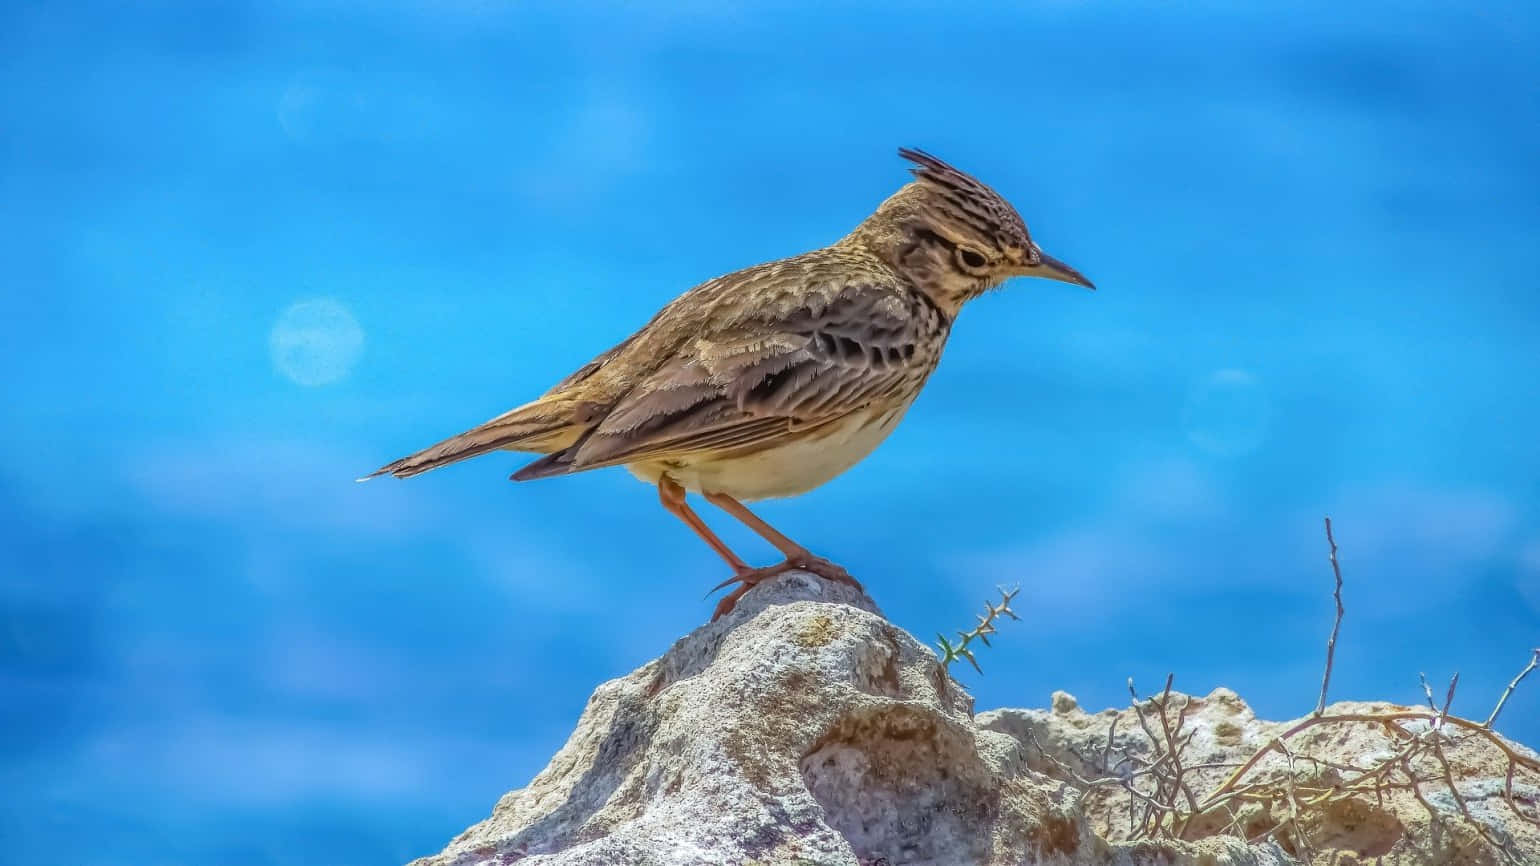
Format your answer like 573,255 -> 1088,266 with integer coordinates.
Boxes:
658,477 -> 752,572
701,491 -> 863,592
658,478 -> 785,621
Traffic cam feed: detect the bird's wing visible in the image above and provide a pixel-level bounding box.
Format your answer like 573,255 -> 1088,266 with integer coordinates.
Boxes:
545,284 -> 943,472
362,263 -> 747,482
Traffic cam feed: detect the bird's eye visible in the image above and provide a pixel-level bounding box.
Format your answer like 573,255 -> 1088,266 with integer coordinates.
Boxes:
956,247 -> 989,272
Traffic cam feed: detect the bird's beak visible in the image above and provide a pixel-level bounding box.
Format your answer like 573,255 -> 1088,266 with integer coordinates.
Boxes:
1016,250 -> 1095,290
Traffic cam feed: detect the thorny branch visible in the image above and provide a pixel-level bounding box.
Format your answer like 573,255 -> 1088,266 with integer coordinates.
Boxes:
1487,649 -> 1540,729
935,586 -> 1020,673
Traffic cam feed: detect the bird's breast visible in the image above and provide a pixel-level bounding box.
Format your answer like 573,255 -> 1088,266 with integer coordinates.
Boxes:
625,403 -> 914,501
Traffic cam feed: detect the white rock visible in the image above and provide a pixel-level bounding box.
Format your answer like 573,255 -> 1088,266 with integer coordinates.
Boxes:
409,572 -> 1537,865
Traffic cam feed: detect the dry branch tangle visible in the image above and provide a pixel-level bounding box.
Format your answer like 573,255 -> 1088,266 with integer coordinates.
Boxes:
984,688 -> 1540,865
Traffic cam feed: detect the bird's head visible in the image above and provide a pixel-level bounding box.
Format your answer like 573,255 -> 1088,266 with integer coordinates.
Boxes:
854,148 -> 1093,315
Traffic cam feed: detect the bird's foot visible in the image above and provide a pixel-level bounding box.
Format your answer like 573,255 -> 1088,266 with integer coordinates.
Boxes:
707,556 -> 862,621
785,554 -> 863,592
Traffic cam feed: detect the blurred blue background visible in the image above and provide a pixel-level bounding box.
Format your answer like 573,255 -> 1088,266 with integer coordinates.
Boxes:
3,1 -> 1538,863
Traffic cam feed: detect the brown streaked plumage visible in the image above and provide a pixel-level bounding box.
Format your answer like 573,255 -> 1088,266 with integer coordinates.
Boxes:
361,148 -> 1093,619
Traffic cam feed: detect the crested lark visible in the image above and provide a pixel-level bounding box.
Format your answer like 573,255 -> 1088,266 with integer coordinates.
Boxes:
362,148 -> 1093,619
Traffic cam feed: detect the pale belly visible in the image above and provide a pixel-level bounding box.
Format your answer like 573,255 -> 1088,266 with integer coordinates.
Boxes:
625,404 -> 912,501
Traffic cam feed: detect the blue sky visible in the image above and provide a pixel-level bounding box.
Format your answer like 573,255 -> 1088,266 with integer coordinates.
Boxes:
3,1 -> 1538,864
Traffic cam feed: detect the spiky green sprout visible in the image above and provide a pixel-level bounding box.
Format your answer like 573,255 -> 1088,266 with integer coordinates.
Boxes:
935,586 -> 1021,673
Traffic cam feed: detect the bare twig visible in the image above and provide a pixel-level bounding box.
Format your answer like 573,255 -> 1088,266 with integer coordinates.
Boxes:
1126,677 -> 1174,838
1019,728 -> 1101,790
1315,516 -> 1344,717
1277,740 -> 1316,862
1486,649 -> 1540,729
1153,676 -> 1201,826
1442,673 -> 1459,721
1426,723 -> 1518,862
1101,714 -> 1119,776
1420,672 -> 1440,714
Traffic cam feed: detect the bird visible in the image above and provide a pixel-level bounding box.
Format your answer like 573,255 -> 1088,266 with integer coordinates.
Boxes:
360,148 -> 1093,620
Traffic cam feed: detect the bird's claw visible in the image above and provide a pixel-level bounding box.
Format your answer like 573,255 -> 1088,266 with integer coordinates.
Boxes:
705,560 -> 795,597
706,556 -> 861,621
788,556 -> 863,592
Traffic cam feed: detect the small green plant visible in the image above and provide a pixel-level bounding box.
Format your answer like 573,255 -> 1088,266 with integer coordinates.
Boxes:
935,585 -> 1021,673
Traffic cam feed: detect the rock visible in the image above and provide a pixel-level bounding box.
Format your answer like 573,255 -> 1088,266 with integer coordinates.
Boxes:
408,573 -> 1534,866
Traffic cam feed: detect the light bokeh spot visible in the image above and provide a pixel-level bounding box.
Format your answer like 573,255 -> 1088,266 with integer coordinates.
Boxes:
1183,369 -> 1272,457
269,299 -> 365,386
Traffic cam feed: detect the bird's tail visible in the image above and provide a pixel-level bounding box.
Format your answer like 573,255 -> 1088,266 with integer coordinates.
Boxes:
358,397 -> 585,481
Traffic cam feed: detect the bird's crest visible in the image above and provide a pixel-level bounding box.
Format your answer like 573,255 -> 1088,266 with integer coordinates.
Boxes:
897,147 -> 1032,249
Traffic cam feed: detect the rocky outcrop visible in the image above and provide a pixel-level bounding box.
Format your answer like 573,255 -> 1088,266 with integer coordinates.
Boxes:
408,573 -> 1537,866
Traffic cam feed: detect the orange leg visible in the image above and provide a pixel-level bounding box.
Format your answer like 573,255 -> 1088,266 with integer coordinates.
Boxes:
702,491 -> 863,593
659,479 -> 864,621
658,477 -> 751,572
658,478 -> 781,620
